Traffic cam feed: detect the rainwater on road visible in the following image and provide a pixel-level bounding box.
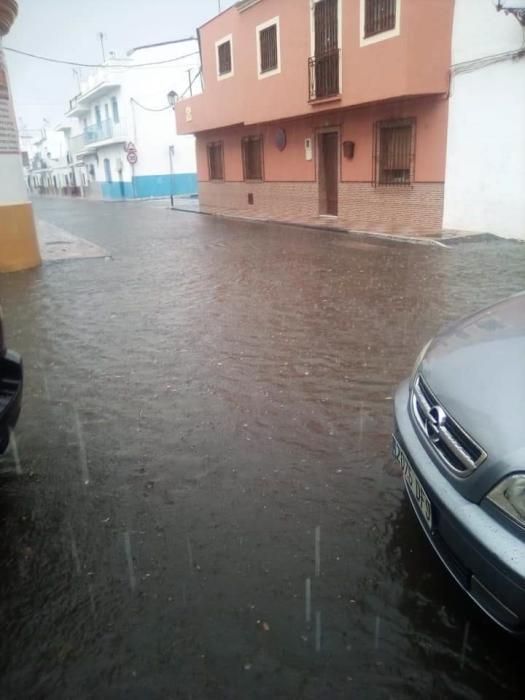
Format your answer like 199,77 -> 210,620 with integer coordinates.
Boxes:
0,198 -> 523,699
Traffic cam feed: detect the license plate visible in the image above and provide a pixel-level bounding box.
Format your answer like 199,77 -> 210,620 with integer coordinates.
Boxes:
392,435 -> 433,530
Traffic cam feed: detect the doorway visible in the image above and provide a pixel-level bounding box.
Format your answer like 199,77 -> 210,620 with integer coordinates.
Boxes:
318,131 -> 339,216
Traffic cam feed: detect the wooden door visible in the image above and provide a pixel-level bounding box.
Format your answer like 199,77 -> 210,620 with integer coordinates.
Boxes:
319,132 -> 339,216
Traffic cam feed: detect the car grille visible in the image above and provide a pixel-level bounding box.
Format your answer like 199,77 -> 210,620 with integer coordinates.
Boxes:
411,374 -> 487,476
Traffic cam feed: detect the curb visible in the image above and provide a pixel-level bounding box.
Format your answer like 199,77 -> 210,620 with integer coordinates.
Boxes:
169,206 -> 450,249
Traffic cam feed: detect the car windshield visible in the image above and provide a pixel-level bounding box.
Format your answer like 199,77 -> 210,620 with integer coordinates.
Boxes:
1,1 -> 524,698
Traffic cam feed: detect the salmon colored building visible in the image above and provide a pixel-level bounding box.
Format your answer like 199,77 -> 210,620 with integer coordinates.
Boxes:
175,0 -> 454,235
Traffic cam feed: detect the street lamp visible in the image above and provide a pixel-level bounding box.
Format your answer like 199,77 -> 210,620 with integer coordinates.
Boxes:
167,90 -> 178,107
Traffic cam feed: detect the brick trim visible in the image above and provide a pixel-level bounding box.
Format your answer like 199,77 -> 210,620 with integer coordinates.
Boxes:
198,180 -> 443,234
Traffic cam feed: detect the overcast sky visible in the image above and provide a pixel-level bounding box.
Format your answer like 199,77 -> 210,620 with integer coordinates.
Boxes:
5,0 -> 236,133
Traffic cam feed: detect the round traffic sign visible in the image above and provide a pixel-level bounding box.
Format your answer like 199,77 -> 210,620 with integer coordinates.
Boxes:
127,150 -> 138,165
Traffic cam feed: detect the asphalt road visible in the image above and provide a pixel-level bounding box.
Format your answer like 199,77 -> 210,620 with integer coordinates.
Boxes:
0,198 -> 523,699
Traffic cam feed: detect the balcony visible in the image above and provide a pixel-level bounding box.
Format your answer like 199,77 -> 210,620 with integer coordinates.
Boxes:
308,49 -> 341,102
65,67 -> 125,117
70,120 -> 125,154
66,94 -> 89,118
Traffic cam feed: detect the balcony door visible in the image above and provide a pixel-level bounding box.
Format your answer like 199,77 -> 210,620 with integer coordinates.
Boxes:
313,0 -> 339,99
318,131 -> 339,217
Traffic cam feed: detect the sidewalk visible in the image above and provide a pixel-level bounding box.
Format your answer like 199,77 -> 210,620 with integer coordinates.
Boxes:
170,197 -> 505,248
36,219 -> 109,262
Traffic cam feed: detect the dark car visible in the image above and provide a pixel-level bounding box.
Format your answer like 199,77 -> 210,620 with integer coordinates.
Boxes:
0,308 -> 23,454
393,292 -> 525,635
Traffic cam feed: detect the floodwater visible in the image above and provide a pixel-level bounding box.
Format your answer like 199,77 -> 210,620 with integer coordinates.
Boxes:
0,198 -> 523,699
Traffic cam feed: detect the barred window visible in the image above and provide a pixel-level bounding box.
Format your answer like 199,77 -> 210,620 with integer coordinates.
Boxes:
241,136 -> 264,181
364,0 -> 397,38
217,40 -> 232,76
207,142 -> 224,181
259,24 -> 278,74
374,119 -> 415,185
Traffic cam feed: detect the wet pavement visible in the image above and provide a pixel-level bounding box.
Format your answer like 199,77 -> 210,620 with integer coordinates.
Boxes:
0,197 -> 524,699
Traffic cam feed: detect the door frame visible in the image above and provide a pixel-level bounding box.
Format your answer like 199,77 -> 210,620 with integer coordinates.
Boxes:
316,126 -> 341,217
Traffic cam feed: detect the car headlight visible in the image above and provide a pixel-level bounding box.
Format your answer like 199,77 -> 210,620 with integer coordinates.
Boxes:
411,339 -> 432,379
486,475 -> 525,527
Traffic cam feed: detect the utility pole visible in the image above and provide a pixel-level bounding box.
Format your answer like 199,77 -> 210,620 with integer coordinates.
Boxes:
218,0 -> 221,13
98,32 -> 106,63
168,145 -> 175,208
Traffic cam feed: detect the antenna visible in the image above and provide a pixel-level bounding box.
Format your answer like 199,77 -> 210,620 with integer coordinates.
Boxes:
98,32 -> 106,63
72,68 -> 81,91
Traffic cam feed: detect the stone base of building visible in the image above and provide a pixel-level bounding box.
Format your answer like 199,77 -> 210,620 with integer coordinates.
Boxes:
0,202 -> 42,273
199,181 -> 444,235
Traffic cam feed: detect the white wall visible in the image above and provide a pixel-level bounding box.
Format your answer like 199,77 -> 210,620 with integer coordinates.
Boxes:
0,153 -> 29,202
122,40 -> 200,178
443,0 -> 525,240
65,40 -> 200,192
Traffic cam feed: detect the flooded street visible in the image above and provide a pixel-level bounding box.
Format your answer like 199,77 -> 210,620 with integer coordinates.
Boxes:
0,198 -> 523,699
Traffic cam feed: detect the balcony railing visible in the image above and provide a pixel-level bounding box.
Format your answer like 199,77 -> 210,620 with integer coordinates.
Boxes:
308,49 -> 341,101
70,119 -> 117,153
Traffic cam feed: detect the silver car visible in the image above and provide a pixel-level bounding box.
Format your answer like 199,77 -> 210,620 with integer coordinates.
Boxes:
393,291 -> 525,635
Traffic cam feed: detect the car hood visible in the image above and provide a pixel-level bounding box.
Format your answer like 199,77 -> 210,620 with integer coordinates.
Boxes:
419,292 -> 525,498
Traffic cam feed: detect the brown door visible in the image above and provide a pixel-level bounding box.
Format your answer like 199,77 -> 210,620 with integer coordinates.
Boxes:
319,132 -> 339,216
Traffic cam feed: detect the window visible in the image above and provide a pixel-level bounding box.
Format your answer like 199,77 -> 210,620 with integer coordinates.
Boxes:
216,36 -> 233,78
374,119 -> 414,185
95,105 -> 102,126
364,0 -> 397,38
207,142 -> 224,181
257,18 -> 280,77
241,136 -> 264,181
309,0 -> 340,100
104,103 -> 110,121
112,96 -> 120,123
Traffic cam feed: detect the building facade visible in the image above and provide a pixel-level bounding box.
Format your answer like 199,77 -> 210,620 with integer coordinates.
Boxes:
24,122 -> 87,196
65,39 -> 201,201
175,0 -> 454,235
443,0 -> 525,240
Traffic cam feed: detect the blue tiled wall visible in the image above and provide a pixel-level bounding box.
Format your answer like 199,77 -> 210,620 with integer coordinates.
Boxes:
99,173 -> 197,200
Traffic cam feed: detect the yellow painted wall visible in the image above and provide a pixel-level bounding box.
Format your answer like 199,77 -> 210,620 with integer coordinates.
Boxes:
0,202 -> 41,272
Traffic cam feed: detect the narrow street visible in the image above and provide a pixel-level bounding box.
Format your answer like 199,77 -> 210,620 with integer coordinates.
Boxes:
0,198 -> 523,699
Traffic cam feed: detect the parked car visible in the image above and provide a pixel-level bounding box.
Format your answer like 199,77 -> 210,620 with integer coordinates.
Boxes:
0,308 -> 23,454
393,292 -> 525,635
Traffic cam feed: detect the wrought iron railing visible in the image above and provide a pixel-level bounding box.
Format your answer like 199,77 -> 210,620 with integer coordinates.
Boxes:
308,49 -> 340,101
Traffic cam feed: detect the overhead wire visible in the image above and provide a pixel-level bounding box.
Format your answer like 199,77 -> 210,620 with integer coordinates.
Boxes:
130,98 -> 171,112
2,46 -> 200,69
178,68 -> 202,100
130,67 -> 203,111
452,47 -> 525,76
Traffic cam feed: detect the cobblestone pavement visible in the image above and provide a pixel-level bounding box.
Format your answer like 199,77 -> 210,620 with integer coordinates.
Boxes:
0,197 -> 523,699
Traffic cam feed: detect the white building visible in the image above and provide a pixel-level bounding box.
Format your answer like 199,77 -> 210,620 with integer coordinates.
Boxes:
65,38 -> 200,200
443,0 -> 525,240
23,122 -> 87,196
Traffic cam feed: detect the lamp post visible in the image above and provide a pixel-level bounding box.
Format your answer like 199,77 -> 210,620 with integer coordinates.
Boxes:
167,91 -> 178,207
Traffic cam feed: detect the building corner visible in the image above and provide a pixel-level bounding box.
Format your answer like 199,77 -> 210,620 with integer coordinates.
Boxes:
0,0 -> 41,273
